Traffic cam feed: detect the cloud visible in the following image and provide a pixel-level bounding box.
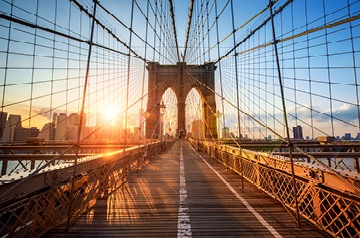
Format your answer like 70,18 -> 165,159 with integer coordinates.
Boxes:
332,105 -> 359,122
310,104 -> 359,124
32,107 -> 65,120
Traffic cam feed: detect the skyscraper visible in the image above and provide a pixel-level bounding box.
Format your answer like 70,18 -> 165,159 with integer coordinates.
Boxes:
2,114 -> 22,142
52,112 -> 58,125
55,113 -> 67,141
39,123 -> 55,141
293,125 -> 303,140
0,111 -> 8,139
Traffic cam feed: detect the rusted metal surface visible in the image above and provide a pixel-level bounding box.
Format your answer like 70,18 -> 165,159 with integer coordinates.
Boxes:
189,139 -> 360,238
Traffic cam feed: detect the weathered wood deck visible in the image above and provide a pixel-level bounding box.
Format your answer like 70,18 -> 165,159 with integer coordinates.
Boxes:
46,140 -> 329,237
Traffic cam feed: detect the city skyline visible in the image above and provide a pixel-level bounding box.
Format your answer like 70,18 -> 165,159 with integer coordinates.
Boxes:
1,109 -> 359,143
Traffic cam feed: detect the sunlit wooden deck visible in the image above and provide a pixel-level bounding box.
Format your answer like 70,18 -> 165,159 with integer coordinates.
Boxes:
46,140 -> 329,237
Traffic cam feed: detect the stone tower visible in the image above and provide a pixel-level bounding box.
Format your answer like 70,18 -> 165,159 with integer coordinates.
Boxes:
146,62 -> 217,139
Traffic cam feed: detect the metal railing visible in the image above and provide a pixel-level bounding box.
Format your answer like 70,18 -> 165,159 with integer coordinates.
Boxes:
0,140 -> 173,237
190,139 -> 360,238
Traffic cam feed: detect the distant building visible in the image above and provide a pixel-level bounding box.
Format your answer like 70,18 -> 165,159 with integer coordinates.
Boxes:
293,125 -> 303,140
39,123 -> 55,141
344,133 -> 352,140
222,127 -> 231,138
67,126 -> 78,142
1,114 -> 39,142
318,136 -> 335,143
14,127 -> 39,141
0,111 -> 8,139
55,113 -> 67,141
67,113 -> 80,141
2,114 -> 22,142
67,113 -> 79,127
52,112 -> 58,125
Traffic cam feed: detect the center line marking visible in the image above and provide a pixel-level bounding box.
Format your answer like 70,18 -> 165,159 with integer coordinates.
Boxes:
177,140 -> 192,238
190,143 -> 283,238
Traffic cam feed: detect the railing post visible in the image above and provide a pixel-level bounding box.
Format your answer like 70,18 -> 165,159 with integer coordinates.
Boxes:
212,146 -> 215,164
255,160 -> 261,188
240,153 -> 244,188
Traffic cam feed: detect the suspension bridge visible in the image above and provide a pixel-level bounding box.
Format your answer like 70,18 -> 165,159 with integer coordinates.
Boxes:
0,0 -> 359,237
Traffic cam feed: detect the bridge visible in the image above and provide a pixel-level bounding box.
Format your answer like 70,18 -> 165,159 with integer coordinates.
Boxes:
0,0 -> 359,237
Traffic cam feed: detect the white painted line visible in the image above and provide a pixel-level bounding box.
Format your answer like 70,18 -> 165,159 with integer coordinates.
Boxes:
177,140 -> 192,238
190,144 -> 283,238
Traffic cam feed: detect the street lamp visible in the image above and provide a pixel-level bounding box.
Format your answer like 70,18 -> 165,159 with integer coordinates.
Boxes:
159,100 -> 166,140
214,110 -> 222,139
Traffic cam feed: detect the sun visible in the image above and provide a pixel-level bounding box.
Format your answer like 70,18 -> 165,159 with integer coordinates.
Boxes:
103,105 -> 118,121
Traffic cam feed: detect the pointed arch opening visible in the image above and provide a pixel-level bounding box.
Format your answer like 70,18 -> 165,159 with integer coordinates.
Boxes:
161,88 -> 178,138
185,87 -> 203,139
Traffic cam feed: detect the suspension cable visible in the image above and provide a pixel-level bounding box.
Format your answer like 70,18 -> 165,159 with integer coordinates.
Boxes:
168,0 -> 180,62
183,0 -> 195,61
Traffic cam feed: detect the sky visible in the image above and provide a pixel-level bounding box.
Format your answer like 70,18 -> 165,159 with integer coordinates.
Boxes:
1,0 -> 360,140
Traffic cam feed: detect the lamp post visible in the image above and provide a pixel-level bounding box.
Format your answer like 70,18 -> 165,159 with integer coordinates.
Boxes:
214,110 -> 222,139
159,100 -> 166,141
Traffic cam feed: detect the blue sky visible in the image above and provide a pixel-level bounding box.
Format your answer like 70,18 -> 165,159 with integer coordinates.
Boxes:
1,0 -> 360,139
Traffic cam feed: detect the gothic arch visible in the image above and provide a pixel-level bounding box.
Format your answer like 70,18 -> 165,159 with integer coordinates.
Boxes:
185,87 -> 203,138
162,87 -> 178,135
146,62 -> 217,139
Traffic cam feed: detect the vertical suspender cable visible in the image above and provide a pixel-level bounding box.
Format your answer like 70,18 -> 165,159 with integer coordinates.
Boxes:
0,0 -> 14,141
206,0 -> 210,62
268,0 -> 300,227
65,2 -> 72,125
28,0 -> 39,133
347,0 -> 360,132
230,0 -> 244,189
321,0 -> 334,136
153,0 -> 158,62
304,0 -> 314,139
158,1 -> 163,63
123,0 -> 136,184
140,0 -> 150,141
137,0 -> 150,168
290,3 -> 298,128
201,0 -> 205,64
214,2 -> 225,141
49,0 -> 58,143
67,0 -> 98,231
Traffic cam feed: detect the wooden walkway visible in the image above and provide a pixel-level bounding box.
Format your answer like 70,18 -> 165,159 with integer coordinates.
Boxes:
46,140 -> 329,237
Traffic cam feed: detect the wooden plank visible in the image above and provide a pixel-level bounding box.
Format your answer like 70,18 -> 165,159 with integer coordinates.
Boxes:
46,140 -> 330,238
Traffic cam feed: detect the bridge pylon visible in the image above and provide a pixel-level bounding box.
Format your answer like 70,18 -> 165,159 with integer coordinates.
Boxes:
146,62 -> 217,139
